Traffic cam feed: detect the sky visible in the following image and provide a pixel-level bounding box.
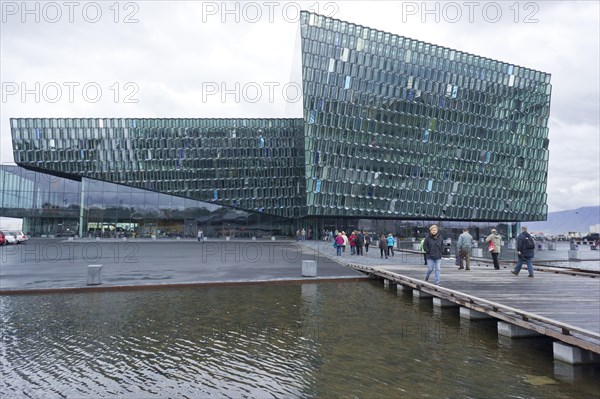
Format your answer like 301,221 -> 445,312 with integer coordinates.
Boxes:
1,0 -> 599,213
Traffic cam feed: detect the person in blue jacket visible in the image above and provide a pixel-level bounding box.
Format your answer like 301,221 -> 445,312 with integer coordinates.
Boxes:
386,233 -> 395,257
423,225 -> 444,285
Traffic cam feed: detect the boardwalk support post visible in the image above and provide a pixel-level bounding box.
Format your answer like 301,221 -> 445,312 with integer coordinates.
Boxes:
413,290 -> 433,300
460,307 -> 494,320
396,284 -> 409,294
553,342 -> 600,365
433,298 -> 458,308
497,321 -> 541,338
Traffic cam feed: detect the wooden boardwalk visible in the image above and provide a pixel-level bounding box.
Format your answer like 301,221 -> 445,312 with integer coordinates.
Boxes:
306,243 -> 600,355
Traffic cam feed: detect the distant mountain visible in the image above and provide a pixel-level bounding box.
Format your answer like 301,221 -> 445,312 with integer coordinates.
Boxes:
525,206 -> 600,235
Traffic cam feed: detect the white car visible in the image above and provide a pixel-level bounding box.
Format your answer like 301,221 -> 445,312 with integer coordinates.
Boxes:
9,231 -> 28,243
3,232 -> 17,244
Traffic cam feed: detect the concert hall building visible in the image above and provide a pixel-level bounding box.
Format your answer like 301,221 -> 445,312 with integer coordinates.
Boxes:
3,11 -> 551,239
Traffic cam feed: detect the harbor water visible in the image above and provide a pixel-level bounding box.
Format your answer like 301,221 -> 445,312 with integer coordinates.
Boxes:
1,282 -> 599,398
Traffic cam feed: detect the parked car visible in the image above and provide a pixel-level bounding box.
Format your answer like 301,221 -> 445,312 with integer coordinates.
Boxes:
55,231 -> 76,238
9,231 -> 28,243
582,233 -> 600,242
0,231 -> 5,245
2,231 -> 17,245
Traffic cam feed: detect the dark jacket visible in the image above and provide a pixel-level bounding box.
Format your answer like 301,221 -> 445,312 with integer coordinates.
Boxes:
424,233 -> 444,260
517,232 -> 535,258
356,233 -> 364,246
379,237 -> 387,249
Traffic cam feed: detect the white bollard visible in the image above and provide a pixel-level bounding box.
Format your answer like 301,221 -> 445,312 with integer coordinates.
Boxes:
472,248 -> 483,258
536,243 -> 546,251
271,236 -> 276,241
87,265 -> 103,285
302,260 -> 317,277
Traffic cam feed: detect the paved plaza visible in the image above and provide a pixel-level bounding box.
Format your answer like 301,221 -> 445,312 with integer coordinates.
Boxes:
0,239 -> 367,293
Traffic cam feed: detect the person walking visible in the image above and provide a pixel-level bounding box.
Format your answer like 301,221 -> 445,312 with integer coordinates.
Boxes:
342,231 -> 348,253
512,226 -> 536,277
379,234 -> 388,258
420,237 -> 427,265
356,231 -> 364,256
424,225 -> 444,285
335,232 -> 344,256
386,233 -> 395,257
197,229 -> 204,242
349,231 -> 357,255
486,229 -> 502,270
456,228 -> 473,270
364,232 -> 371,253
301,228 -> 306,241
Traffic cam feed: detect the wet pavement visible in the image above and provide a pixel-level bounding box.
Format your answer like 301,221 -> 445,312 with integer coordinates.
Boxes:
0,239 -> 366,293
1,238 -> 597,293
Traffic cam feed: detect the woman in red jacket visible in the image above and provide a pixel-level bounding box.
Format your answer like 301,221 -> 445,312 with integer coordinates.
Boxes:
349,231 -> 357,255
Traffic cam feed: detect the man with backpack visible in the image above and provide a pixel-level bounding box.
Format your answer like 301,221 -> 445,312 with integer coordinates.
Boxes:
511,226 -> 536,277
356,231 -> 365,256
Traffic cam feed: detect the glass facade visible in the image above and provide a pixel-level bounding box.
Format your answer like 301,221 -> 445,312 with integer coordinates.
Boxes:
300,12 -> 551,221
11,118 -> 305,219
0,165 -> 292,238
9,11 -> 551,226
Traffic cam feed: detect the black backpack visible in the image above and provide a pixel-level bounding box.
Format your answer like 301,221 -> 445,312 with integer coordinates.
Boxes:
356,234 -> 364,246
525,235 -> 536,250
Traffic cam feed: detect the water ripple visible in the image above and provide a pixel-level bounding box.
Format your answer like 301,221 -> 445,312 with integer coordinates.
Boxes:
1,284 -> 599,398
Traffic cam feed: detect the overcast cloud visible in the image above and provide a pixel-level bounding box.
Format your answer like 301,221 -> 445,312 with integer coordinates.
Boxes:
1,0 -> 598,213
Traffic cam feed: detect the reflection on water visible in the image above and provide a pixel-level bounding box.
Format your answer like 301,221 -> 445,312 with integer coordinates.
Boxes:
1,282 -> 599,398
